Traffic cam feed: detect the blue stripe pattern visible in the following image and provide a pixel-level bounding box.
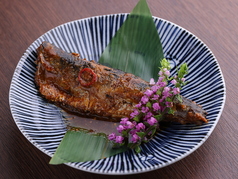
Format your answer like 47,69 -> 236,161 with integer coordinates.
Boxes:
9,14 -> 225,175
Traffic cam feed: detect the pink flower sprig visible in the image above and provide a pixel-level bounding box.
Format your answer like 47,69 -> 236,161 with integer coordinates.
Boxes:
108,59 -> 188,153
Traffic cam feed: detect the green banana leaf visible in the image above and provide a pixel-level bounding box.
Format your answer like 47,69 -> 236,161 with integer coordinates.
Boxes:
50,0 -> 164,164
50,131 -> 127,164
99,0 -> 164,81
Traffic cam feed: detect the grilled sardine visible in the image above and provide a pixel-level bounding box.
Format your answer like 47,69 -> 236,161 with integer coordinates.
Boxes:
35,41 -> 208,124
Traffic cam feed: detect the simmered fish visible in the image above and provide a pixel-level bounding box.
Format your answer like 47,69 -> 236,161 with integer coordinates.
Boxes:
35,41 -> 208,124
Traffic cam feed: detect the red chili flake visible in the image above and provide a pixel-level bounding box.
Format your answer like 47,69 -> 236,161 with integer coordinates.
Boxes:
78,68 -> 97,87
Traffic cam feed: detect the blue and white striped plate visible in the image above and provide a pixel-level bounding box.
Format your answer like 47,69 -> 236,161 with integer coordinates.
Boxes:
9,14 -> 225,175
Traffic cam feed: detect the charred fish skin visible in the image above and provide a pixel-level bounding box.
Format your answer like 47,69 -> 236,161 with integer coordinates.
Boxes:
164,96 -> 208,125
35,41 -> 208,124
35,41 -> 149,121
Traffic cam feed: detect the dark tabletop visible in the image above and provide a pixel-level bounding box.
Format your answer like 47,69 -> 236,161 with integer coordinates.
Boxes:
1,0 -> 237,178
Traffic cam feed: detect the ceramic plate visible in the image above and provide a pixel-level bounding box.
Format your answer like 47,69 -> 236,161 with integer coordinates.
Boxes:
9,14 -> 225,175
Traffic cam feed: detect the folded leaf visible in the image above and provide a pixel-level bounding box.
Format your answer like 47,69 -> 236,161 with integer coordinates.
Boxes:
50,131 -> 127,164
99,0 -> 164,81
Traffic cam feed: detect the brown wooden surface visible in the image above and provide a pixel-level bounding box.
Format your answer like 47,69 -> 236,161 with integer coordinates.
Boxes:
0,0 -> 237,178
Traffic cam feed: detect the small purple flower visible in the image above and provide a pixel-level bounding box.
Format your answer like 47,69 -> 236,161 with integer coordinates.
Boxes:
164,70 -> 170,76
157,81 -> 167,87
144,112 -> 153,119
135,103 -> 142,108
171,79 -> 177,85
115,136 -> 124,143
152,102 -> 161,111
163,87 -> 170,93
173,87 -> 180,95
181,78 -> 185,82
158,76 -> 165,82
136,123 -> 145,130
120,117 -> 129,125
132,134 -> 141,143
141,106 -> 149,113
130,109 -> 140,118
126,121 -> 135,129
162,89 -> 172,98
162,92 -> 169,98
129,129 -> 138,135
108,133 -> 116,140
147,117 -> 157,126
151,85 -> 160,92
117,125 -> 125,133
149,78 -> 155,85
159,96 -> 166,103
158,70 -> 163,76
152,94 -> 160,100
141,96 -> 149,104
144,89 -> 154,97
